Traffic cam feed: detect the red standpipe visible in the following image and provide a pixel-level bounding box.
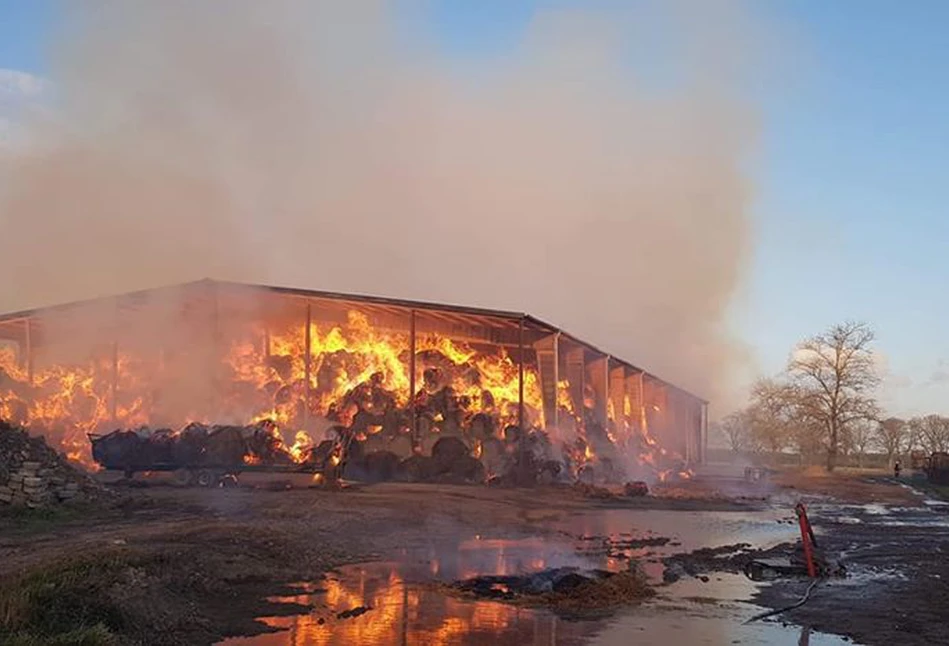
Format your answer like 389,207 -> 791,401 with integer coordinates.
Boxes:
795,502 -> 817,578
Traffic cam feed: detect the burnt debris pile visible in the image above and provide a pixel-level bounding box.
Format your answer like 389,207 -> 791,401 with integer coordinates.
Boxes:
449,566 -> 655,616
0,420 -> 104,508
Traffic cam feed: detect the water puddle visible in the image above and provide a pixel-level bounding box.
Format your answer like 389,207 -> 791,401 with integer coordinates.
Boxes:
591,600 -> 855,645
219,562 -> 593,646
552,508 -> 799,555
219,508 -> 862,645
218,562 -> 855,646
659,571 -> 759,602
811,502 -> 949,529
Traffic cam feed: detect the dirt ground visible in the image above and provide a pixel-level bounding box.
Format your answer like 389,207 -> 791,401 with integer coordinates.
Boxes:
1,469 -> 946,645
754,472 -> 949,645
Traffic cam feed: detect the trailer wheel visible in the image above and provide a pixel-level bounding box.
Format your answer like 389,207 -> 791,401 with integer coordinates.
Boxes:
196,470 -> 216,488
219,474 -> 239,488
172,468 -> 195,487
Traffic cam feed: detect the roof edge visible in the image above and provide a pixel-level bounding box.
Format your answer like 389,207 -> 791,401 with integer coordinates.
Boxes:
0,278 -> 708,403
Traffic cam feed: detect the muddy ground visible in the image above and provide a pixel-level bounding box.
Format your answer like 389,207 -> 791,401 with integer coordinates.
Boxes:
0,470 -> 946,645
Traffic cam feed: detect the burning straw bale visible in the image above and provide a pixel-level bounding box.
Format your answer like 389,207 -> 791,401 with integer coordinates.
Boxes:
89,420 -> 332,474
1,288 -> 703,489
0,420 -> 104,509
447,566 -> 655,617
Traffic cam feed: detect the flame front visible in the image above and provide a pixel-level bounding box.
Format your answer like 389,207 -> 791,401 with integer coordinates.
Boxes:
0,346 -> 109,469
0,303 -> 694,482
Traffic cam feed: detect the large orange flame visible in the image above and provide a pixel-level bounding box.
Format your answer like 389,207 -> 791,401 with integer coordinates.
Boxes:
1,308 -> 691,482
0,309 -> 549,468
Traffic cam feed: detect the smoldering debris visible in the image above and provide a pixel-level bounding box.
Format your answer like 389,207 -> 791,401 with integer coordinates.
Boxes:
447,566 -> 655,617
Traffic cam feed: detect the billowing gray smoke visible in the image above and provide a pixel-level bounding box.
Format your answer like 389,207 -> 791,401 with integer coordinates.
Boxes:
0,0 -> 764,408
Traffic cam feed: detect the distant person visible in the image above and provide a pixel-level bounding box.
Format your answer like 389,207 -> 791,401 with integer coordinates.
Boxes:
893,460 -> 902,479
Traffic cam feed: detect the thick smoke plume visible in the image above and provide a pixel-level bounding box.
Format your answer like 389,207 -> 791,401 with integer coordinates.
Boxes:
0,0 -> 761,407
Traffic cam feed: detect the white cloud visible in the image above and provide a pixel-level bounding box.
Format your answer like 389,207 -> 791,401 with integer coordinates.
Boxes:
0,69 -> 48,98
0,69 -> 50,150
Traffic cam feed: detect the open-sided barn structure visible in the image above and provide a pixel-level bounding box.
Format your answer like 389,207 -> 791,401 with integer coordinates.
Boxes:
0,279 -> 707,479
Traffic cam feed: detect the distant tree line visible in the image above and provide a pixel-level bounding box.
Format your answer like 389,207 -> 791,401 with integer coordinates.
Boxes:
717,321 -> 949,471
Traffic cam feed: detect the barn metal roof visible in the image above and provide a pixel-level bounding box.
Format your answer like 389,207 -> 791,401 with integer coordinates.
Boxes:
0,278 -> 708,404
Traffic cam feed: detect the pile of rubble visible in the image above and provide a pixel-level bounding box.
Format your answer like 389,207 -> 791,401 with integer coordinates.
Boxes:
448,565 -> 655,616
0,420 -> 103,508
571,480 -> 650,500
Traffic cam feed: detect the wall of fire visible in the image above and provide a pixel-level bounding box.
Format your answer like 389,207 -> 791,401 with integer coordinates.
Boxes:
0,281 -> 706,470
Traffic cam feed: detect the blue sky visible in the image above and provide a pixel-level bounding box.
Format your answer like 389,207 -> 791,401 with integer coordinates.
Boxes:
1,0 -> 948,415
742,0 -> 949,414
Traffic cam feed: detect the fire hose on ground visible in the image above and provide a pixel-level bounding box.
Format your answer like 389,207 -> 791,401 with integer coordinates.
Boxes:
744,577 -> 823,624
744,502 -> 826,625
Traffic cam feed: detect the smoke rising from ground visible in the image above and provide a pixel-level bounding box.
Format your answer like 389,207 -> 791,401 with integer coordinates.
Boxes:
0,1 -> 762,406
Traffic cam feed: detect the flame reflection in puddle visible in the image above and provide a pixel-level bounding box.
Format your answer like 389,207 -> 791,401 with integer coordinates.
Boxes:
218,562 -> 592,646
218,561 -> 857,646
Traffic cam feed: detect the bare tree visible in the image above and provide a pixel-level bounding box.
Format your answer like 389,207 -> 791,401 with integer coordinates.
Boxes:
844,418 -> 877,468
906,418 -> 924,455
876,417 -> 907,467
789,416 -> 827,465
719,409 -> 755,454
746,377 -> 797,458
909,415 -> 949,454
788,321 -> 881,471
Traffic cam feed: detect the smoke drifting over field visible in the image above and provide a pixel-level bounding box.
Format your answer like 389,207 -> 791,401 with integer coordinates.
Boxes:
0,1 -> 763,406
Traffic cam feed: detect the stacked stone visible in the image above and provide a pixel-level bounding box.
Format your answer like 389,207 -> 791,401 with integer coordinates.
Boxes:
0,461 -> 83,508
0,420 -> 103,509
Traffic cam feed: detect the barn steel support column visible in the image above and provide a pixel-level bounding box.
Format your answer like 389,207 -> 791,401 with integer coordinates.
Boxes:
532,331 -> 559,431
701,402 -> 709,464
517,316 -> 525,430
608,361 -> 626,441
110,303 -> 119,422
24,318 -> 33,385
564,346 -> 585,413
587,355 -> 609,426
638,371 -> 646,432
303,303 -> 312,429
551,332 -> 560,429
208,282 -> 221,418
625,370 -> 643,435
409,310 -> 417,447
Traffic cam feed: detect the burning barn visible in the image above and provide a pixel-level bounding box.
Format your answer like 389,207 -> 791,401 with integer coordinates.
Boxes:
0,280 -> 707,485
